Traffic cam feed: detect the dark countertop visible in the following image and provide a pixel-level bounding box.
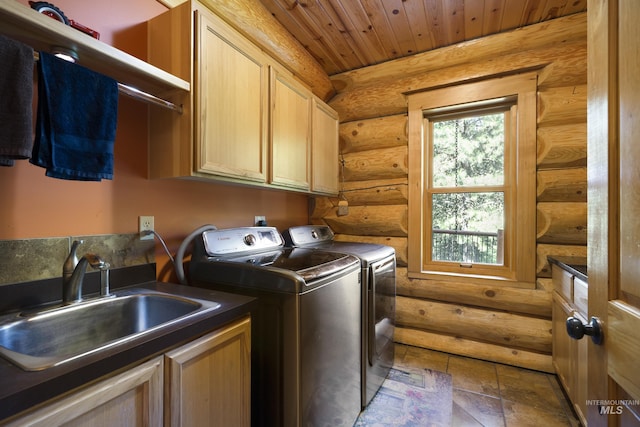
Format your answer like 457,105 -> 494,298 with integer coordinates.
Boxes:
0,278 -> 256,422
548,256 -> 588,282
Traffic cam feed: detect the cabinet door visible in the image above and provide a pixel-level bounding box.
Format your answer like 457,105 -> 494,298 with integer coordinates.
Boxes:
552,292 -> 575,398
270,67 -> 311,190
4,357 -> 163,427
311,98 -> 339,195
165,316 -> 251,427
574,331 -> 588,425
195,9 -> 268,183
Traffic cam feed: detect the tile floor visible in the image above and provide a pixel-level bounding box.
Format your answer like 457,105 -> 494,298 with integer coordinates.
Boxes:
394,344 -> 581,426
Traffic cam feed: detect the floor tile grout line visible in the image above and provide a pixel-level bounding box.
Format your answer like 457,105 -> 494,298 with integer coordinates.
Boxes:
451,385 -> 502,401
545,372 -> 577,423
452,399 -> 488,427
492,361 -> 509,427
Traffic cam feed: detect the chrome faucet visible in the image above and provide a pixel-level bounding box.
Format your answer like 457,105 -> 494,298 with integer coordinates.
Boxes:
63,239 -> 83,290
62,241 -> 110,304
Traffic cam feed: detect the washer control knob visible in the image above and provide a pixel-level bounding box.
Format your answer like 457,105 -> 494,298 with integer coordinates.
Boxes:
243,234 -> 257,246
311,230 -> 318,239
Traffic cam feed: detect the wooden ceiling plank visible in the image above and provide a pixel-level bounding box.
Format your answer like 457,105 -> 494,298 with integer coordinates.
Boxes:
501,0 -> 528,30
401,0 -> 434,52
463,0 -> 486,41
300,0 -> 367,71
314,0 -> 371,67
380,0 -> 419,57
564,0 -> 587,14
273,0 -> 355,72
442,0 -> 466,45
482,0 -> 506,35
323,0 -> 388,65
521,0 -> 546,25
423,0 -> 447,48
540,0 -> 570,20
261,0 -> 343,74
360,0 -> 404,60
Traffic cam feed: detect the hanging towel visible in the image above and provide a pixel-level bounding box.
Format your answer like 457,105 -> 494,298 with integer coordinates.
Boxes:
0,34 -> 34,167
31,52 -> 118,181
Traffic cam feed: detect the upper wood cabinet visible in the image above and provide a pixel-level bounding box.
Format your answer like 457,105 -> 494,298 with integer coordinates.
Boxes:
270,68 -> 311,191
194,8 -> 268,183
148,1 -> 339,196
311,99 -> 340,195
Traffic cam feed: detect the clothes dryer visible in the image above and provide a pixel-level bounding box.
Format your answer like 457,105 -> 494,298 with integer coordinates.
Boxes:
282,225 -> 396,408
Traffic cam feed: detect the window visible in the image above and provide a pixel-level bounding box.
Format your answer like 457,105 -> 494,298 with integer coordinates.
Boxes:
407,73 -> 537,284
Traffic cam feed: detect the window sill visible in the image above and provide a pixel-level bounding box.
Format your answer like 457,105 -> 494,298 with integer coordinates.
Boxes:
407,269 -> 536,289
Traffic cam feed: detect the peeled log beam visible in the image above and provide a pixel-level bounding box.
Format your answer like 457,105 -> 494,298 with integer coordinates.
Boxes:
329,41 -> 586,122
309,196 -> 335,221
334,235 -> 407,266
537,168 -> 587,202
537,278 -> 553,292
396,267 -> 551,317
536,42 -> 587,88
537,243 -> 587,277
537,123 -> 587,169
342,146 -> 407,181
198,0 -> 334,100
395,327 -> 554,373
330,13 -> 586,94
324,205 -> 407,237
340,115 -> 407,154
341,178 -> 408,206
537,202 -> 587,245
537,85 -> 587,127
396,296 -> 552,353
309,178 -> 407,219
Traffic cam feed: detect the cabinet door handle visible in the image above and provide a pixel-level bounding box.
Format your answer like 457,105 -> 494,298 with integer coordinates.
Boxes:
566,316 -> 604,345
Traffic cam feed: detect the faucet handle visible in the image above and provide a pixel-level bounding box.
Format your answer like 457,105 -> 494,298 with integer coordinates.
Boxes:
84,253 -> 111,297
85,253 -> 109,270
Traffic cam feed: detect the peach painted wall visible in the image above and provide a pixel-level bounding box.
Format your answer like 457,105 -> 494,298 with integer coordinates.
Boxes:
1,0 -> 310,278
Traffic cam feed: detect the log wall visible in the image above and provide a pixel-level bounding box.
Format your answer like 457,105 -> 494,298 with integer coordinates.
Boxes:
312,12 -> 588,373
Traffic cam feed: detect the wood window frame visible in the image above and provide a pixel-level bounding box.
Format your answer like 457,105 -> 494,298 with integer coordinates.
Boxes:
407,73 -> 537,287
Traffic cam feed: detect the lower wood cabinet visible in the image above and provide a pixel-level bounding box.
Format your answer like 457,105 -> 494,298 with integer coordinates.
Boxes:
2,316 -> 251,427
551,264 -> 587,425
165,316 -> 251,427
2,356 -> 163,427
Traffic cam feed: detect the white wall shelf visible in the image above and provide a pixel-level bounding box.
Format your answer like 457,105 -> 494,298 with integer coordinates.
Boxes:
0,1 -> 189,107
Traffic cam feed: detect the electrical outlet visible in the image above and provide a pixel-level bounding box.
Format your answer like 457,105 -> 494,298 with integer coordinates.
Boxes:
254,215 -> 266,226
139,216 -> 154,240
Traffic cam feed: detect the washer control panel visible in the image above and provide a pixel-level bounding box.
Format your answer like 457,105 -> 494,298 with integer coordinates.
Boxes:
202,226 -> 283,256
283,225 -> 334,246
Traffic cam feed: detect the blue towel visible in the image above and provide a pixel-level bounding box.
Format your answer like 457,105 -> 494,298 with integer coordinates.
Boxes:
31,52 -> 118,180
0,34 -> 34,167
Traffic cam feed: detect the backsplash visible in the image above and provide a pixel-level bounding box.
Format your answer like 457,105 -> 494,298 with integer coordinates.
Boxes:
0,234 -> 155,286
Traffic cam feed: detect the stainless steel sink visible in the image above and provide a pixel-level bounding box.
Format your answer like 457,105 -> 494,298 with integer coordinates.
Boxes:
0,288 -> 221,371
